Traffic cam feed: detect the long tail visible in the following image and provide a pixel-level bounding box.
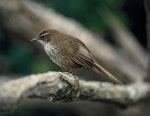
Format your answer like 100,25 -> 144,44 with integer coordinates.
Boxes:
93,62 -> 122,84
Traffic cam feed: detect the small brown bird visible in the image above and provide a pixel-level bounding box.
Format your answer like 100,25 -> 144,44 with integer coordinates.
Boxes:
31,29 -> 122,84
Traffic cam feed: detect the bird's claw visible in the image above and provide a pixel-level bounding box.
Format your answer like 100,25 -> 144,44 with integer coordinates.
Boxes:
55,72 -> 80,101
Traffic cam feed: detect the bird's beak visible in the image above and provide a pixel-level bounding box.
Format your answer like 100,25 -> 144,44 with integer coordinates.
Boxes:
30,37 -> 41,42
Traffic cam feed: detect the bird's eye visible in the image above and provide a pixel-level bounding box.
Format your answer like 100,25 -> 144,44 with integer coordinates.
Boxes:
39,33 -> 50,41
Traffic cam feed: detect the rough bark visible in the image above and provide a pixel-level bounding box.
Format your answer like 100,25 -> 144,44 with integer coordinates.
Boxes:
0,72 -> 150,112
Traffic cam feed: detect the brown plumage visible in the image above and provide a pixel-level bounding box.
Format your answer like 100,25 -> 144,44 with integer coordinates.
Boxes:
31,29 -> 122,84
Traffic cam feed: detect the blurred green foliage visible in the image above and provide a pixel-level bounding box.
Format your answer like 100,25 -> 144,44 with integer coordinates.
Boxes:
0,0 -> 128,76
0,31 -> 57,75
35,0 -> 127,33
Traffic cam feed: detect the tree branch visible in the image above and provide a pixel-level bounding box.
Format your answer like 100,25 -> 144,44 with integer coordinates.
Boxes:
0,72 -> 150,112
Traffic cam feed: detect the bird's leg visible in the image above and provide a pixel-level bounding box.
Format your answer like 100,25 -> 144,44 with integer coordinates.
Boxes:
65,67 -> 82,75
65,69 -> 76,74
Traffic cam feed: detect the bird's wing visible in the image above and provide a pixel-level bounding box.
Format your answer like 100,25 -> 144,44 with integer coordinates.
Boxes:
64,36 -> 94,68
72,45 -> 94,68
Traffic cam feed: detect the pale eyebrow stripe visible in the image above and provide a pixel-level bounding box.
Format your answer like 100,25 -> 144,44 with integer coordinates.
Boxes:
40,33 -> 49,38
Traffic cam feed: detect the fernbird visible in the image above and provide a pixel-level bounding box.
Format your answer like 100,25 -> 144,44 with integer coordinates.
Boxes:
31,29 -> 122,84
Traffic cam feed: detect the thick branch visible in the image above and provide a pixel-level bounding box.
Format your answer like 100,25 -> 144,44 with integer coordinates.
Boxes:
0,72 -> 150,112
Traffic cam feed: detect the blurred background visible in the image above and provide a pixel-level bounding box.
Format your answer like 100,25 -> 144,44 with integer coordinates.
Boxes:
0,0 -> 147,116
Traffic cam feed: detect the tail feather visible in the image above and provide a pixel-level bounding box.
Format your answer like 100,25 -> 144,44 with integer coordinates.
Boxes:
93,62 -> 122,84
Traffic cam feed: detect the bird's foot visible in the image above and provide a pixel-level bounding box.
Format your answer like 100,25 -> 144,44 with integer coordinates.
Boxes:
54,72 -> 80,102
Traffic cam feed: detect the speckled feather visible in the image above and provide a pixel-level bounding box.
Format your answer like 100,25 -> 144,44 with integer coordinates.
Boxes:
33,29 -> 122,84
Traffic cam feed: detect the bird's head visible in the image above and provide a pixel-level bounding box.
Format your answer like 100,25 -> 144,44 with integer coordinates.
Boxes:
31,29 -> 59,44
